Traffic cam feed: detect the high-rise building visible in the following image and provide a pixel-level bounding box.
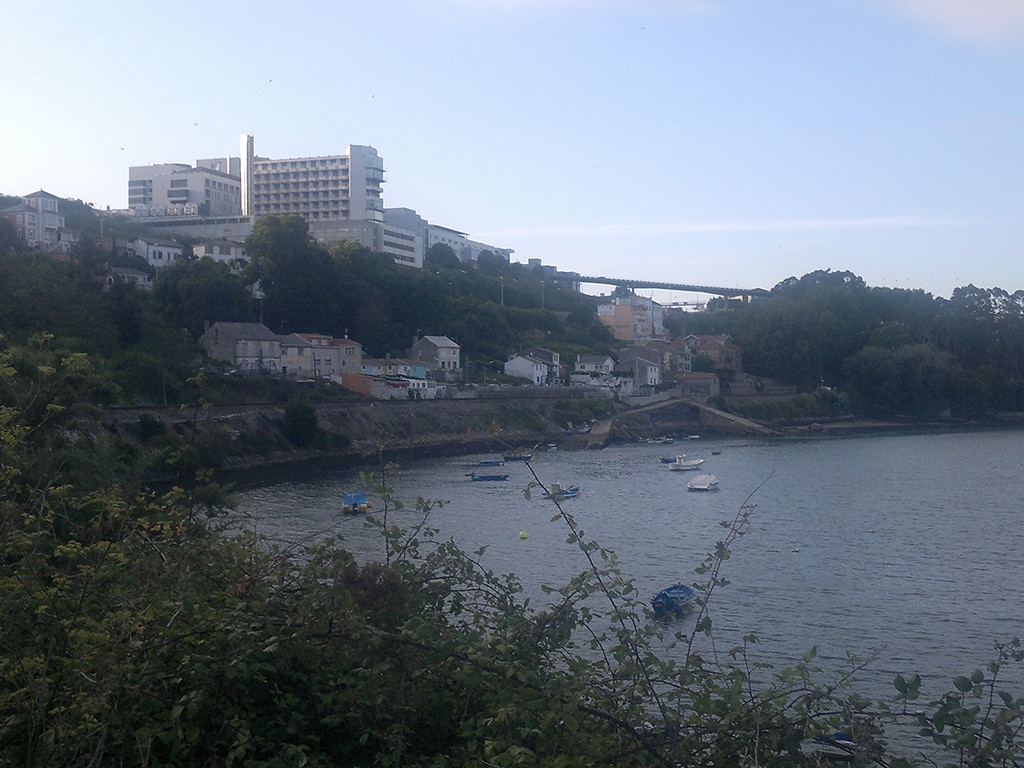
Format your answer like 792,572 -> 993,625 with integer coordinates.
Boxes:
242,135 -> 385,225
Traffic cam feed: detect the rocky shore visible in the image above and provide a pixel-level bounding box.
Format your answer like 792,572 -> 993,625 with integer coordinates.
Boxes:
100,396 -> 1024,480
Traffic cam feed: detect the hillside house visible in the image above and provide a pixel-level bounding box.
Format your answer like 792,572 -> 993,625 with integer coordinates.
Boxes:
574,355 -> 615,375
504,354 -> 550,386
408,335 -> 461,381
675,334 -> 742,374
200,322 -> 281,373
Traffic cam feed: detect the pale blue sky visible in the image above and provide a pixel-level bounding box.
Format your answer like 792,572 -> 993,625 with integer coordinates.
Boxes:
3,0 -> 1023,298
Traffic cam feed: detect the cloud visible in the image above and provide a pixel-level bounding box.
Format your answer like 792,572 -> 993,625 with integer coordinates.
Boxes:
888,0 -> 1024,48
480,215 -> 963,240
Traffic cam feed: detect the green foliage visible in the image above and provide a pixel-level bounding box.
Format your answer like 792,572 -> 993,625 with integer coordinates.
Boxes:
152,257 -> 254,337
3,358 -> 1024,766
717,389 -> 848,422
282,396 -> 319,447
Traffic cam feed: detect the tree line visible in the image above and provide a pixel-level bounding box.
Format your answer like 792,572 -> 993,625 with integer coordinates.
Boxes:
679,270 -> 1024,418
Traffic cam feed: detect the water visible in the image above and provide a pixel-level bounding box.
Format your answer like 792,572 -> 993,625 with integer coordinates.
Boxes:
236,429 -> 1024,705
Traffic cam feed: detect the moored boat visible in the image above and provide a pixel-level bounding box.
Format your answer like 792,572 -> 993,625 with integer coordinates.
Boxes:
668,454 -> 705,471
475,459 -> 505,467
470,472 -> 510,482
543,482 -> 580,499
687,473 -> 719,491
651,583 -> 696,617
342,491 -> 371,514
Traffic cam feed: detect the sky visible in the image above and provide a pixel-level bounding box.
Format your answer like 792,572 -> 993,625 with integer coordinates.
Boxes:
3,0 -> 1024,300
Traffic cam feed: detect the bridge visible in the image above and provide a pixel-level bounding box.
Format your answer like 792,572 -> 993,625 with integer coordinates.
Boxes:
572,275 -> 765,298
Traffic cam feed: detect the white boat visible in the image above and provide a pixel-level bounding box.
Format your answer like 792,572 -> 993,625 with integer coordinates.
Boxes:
668,454 -> 704,471
687,473 -> 719,491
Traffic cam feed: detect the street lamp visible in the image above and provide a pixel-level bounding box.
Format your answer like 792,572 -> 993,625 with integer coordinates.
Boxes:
500,276 -> 504,306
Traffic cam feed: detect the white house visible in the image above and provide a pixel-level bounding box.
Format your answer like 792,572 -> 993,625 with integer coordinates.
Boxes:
193,240 -> 249,272
128,236 -> 185,269
574,355 -> 615,375
504,354 -> 549,386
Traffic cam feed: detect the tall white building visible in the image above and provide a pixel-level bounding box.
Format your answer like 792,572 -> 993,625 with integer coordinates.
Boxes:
241,135 -> 385,226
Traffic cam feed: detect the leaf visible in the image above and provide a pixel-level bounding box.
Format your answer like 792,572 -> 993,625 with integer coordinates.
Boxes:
953,675 -> 973,692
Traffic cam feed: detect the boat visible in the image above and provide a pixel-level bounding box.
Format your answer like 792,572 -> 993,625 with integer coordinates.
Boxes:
470,472 -> 510,482
687,473 -> 719,491
342,491 -> 371,514
658,456 -> 677,464
668,454 -> 705,471
475,459 -> 505,467
543,482 -> 580,500
651,583 -> 696,617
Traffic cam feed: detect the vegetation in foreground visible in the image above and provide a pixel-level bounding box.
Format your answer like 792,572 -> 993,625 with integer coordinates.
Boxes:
2,334 -> 1023,767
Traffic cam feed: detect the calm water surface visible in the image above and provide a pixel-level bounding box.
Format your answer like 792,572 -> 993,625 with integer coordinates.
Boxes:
237,430 -> 1024,702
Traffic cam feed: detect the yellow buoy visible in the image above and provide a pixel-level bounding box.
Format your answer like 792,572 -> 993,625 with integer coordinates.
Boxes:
519,531 -> 528,539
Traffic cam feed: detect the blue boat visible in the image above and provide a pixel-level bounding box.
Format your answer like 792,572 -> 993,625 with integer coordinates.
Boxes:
470,472 -> 510,482
651,583 -> 696,618
342,491 -> 371,514
543,482 -> 580,499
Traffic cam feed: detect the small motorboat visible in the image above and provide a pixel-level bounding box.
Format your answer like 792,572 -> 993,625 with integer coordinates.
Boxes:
658,456 -> 677,464
668,454 -> 705,471
475,459 -> 505,467
543,482 -> 580,500
342,491 -> 371,514
470,472 -> 510,482
651,583 -> 696,618
687,473 -> 719,491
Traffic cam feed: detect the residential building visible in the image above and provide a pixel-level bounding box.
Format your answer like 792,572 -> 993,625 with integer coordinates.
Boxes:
105,268 -> 153,291
504,354 -> 550,386
574,355 -> 615,375
596,294 -> 665,342
0,190 -> 74,252
632,358 -> 662,388
280,335 -> 317,378
520,347 -> 563,382
199,322 -> 281,374
361,357 -> 425,379
681,372 -> 720,399
127,236 -> 185,269
408,335 -> 461,381
676,334 -> 743,374
193,240 -> 249,272
618,340 -> 684,382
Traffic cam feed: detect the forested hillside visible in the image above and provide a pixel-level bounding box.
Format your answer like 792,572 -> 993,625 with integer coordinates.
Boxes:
4,203 -> 1024,419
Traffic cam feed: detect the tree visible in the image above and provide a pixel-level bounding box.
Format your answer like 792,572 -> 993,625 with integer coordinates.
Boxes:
245,215 -> 345,334
153,258 -> 253,338
475,249 -> 505,275
424,242 -> 460,271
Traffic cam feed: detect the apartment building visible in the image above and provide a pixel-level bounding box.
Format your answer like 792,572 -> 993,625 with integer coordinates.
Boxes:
596,294 -> 666,342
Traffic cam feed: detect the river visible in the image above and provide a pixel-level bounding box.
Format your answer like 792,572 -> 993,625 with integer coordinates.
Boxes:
236,428 -> 1024,710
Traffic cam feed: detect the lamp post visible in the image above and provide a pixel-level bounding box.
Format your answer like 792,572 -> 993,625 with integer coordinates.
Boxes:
500,276 -> 504,306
